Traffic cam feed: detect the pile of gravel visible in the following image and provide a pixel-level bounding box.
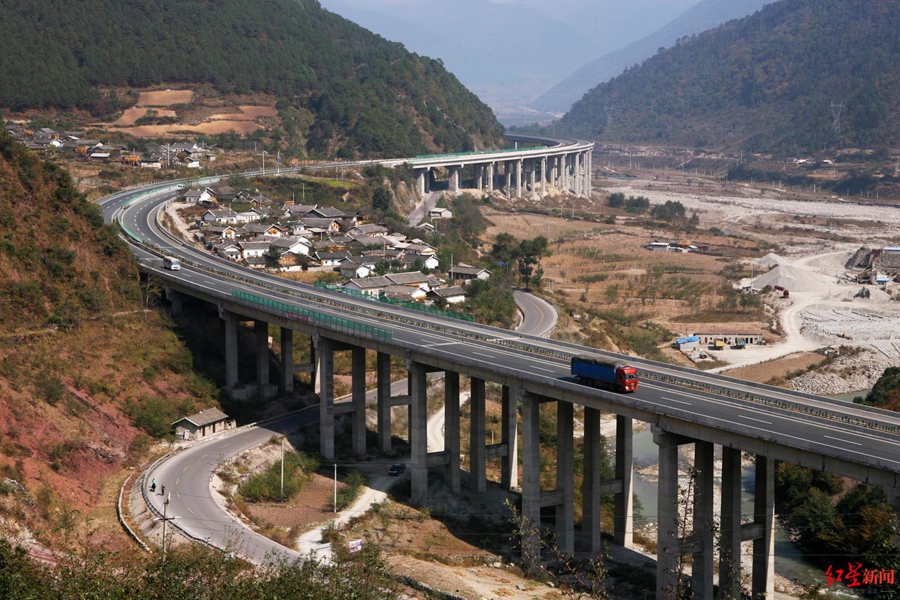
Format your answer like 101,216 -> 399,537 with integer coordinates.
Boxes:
752,264 -> 830,294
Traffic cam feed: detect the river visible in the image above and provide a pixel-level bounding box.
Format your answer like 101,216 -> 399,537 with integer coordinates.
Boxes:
624,421 -> 865,598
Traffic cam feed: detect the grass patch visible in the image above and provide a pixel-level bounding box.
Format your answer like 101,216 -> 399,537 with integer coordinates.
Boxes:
239,451 -> 319,502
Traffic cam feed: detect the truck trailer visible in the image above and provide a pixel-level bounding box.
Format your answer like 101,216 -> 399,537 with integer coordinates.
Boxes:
571,355 -> 639,393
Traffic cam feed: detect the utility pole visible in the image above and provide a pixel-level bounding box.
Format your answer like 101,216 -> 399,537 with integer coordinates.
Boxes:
154,493 -> 178,560
280,437 -> 285,499
333,463 -> 338,513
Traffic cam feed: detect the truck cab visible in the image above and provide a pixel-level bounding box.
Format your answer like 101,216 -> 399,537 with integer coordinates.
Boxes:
617,366 -> 639,392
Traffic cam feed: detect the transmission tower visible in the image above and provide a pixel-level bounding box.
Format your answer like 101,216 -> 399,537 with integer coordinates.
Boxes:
830,101 -> 844,134
604,105 -> 614,127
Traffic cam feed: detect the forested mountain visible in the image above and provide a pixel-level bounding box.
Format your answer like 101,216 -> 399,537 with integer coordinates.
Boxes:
0,0 -> 503,157
548,0 -> 900,154
531,0 -> 775,114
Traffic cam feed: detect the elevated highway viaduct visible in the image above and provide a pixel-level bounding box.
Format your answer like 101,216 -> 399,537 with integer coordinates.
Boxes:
102,141 -> 900,600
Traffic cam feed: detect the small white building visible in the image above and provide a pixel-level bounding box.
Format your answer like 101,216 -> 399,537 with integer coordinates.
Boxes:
172,407 -> 234,441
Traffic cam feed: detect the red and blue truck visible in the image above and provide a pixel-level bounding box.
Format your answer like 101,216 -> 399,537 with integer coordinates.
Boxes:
571,354 -> 639,393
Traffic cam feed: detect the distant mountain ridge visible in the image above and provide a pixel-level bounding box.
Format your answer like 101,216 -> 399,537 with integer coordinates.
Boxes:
547,0 -> 900,153
532,0 -> 776,113
0,0 -> 503,157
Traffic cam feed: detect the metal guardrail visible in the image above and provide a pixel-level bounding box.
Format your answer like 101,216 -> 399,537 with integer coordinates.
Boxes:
315,282 -> 474,322
413,145 -> 543,160
232,290 -> 393,341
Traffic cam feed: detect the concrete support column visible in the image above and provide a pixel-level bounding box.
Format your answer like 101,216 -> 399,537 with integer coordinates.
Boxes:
501,385 -> 519,490
752,455 -> 775,599
556,401 -> 575,555
279,327 -> 293,393
475,165 -> 483,191
450,166 -> 460,193
586,152 -> 593,197
376,352 -> 392,452
351,347 -> 367,456
409,361 -> 429,503
415,169 -> 426,197
309,337 -> 317,389
654,427 -> 679,600
222,310 -> 239,388
168,289 -> 184,316
444,372 -> 461,493
505,163 -> 512,197
693,441 -> 715,600
614,416 -> 634,547
469,377 -> 487,494
541,157 -> 548,197
255,320 -> 269,399
582,407 -> 603,553
425,168 -> 431,193
487,162 -> 494,193
516,159 -> 523,198
521,392 -> 541,561
562,155 -> 570,192
719,446 -> 743,599
573,154 -> 579,195
316,337 -> 335,460
528,161 -> 536,193
552,156 -> 560,187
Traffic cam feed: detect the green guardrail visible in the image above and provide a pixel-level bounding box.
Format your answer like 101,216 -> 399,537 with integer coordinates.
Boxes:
232,290 -> 393,340
413,145 -> 543,160
315,281 -> 474,322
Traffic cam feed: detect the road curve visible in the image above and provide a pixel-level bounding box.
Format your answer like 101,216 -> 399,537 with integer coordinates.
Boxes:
513,290 -> 558,338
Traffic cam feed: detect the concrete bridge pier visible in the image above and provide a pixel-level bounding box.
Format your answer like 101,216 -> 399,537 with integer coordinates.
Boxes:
586,152 -> 593,197
486,162 -> 494,193
415,168 -> 427,197
475,165 -> 484,191
166,288 -> 185,316
582,407 -> 603,553
653,426 -> 682,600
614,415 -> 634,547
221,308 -> 239,389
376,352 -> 392,452
410,361 -> 429,503
540,157 -> 548,197
469,377 -> 487,493
351,347 -> 367,456
552,156 -> 560,189
528,162 -> 536,194
500,385 -> 519,490
444,372 -> 461,493
556,400 -> 575,554
562,154 -> 570,193
449,165 -> 461,193
752,455 -> 775,600
719,446 -> 743,598
279,327 -> 293,394
315,336 -> 335,460
255,320 -> 270,401
521,392 -> 542,561
516,159 -> 524,198
505,163 -> 513,197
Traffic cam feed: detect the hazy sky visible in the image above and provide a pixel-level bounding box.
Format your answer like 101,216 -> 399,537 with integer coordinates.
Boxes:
318,0 -> 702,115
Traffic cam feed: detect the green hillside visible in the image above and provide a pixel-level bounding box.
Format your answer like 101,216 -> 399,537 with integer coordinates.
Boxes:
0,130 -> 224,540
548,0 -> 900,154
0,0 -> 503,157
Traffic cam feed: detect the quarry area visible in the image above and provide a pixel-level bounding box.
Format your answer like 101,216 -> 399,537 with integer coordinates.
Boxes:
606,171 -> 900,396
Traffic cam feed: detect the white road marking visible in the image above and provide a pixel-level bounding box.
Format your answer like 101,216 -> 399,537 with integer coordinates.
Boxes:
824,435 -> 862,447
661,396 -> 692,406
533,367 -> 555,373
738,414 -> 772,425
471,351 -> 495,359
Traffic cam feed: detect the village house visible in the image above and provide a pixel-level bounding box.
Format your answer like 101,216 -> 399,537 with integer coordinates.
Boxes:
205,225 -> 237,240
382,284 -> 428,302
184,188 -> 213,203
315,251 -> 352,268
172,407 -> 235,441
214,242 -> 242,260
449,264 -> 491,285
270,236 -> 312,256
239,241 -> 274,259
427,285 -> 467,305
428,207 -> 453,220
344,275 -> 393,297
